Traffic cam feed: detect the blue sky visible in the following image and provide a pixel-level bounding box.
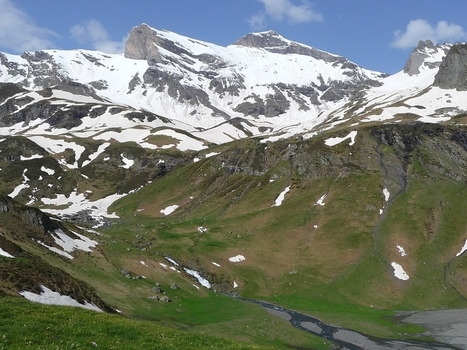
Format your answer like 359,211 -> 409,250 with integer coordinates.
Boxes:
1,0 -> 466,74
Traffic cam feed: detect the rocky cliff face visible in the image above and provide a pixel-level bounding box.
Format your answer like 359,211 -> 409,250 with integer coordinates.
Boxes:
434,43 -> 467,90
402,40 -> 451,76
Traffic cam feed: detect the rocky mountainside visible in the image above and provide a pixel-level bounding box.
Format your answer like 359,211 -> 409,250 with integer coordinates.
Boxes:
2,23 -> 467,349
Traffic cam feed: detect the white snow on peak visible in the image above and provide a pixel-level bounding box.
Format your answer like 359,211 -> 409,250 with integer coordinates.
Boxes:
391,262 -> 409,280
0,248 -> 14,258
19,285 -> 101,312
228,255 -> 245,263
456,239 -> 467,257
325,131 -> 358,147
160,204 -> 179,216
397,245 -> 407,257
315,194 -> 327,206
272,186 -> 290,207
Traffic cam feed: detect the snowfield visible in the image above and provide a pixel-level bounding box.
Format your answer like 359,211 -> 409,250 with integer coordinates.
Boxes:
20,285 -> 102,312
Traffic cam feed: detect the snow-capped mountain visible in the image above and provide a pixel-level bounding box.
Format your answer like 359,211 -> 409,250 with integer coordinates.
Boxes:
0,23 -> 466,224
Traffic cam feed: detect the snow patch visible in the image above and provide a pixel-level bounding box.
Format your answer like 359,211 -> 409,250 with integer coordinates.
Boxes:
0,248 -> 14,258
160,204 -> 179,216
20,285 -> 101,312
228,255 -> 245,263
165,257 -> 179,266
212,262 -> 221,267
184,268 -> 211,289
397,245 -> 407,257
9,168 -> 30,198
272,186 -> 290,207
41,166 -> 55,175
324,131 -> 358,147
51,229 -> 97,256
383,188 -> 390,202
120,154 -> 134,169
456,239 -> 467,257
391,262 -> 409,280
315,194 -> 327,206
41,190 -> 123,227
20,154 -> 43,161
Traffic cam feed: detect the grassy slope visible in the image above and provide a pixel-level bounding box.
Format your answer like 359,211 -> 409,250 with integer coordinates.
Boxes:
0,296 -> 274,350
105,124 -> 467,341
5,123 -> 467,348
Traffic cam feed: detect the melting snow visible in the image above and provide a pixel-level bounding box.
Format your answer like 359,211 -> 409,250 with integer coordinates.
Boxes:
383,188 -> 390,202
0,248 -> 14,258
8,169 -> 30,198
51,229 -> 97,255
456,239 -> 467,257
205,152 -> 219,158
233,281 -> 238,288
20,285 -> 101,312
160,204 -> 179,216
198,226 -> 207,233
272,186 -> 290,207
397,245 -> 407,257
20,154 -> 43,161
315,194 -> 327,206
120,154 -> 134,169
212,262 -> 221,267
324,131 -> 358,147
140,261 -> 147,266
165,257 -> 179,266
229,255 -> 245,263
41,166 -> 55,175
391,262 -> 409,280
41,190 -> 123,227
184,268 -> 211,289
82,142 -> 110,167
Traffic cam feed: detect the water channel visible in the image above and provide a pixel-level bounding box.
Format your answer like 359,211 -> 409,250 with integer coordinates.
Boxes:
238,297 -> 460,349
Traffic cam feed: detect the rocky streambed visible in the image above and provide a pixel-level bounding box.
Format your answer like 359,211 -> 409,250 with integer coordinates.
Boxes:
239,298 -> 461,349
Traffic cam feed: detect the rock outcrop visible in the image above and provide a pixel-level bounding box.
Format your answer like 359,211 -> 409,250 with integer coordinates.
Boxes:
433,43 -> 467,90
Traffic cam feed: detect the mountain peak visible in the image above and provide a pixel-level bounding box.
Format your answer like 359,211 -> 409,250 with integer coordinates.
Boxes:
232,30 -> 290,49
403,39 -> 450,76
124,23 -> 165,64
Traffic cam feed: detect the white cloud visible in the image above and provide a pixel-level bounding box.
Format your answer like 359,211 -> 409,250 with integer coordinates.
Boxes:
250,0 -> 323,29
392,19 -> 467,49
0,0 -> 56,53
70,20 -> 127,54
249,13 -> 267,31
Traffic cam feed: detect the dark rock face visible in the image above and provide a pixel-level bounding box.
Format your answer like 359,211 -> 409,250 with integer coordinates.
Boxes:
433,43 -> 467,90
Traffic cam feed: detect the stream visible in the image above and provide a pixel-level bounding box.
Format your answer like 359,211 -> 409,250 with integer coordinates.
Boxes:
237,297 -> 459,349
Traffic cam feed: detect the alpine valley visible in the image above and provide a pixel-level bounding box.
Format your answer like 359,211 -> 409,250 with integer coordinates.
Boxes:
2,23 -> 467,349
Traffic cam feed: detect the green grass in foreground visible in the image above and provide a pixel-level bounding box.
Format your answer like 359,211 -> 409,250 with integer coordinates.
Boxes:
0,296 -> 271,350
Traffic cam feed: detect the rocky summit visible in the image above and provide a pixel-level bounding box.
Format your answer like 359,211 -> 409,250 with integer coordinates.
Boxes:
2,23 -> 467,349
